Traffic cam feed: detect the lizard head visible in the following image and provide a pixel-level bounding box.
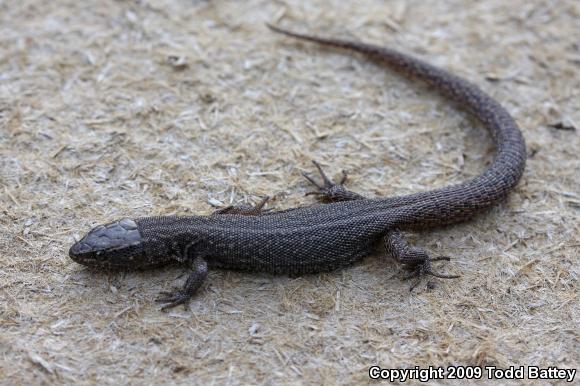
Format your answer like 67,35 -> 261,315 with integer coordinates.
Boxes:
69,218 -> 158,269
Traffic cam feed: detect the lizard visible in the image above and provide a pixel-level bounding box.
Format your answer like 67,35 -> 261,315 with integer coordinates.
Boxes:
69,24 -> 526,310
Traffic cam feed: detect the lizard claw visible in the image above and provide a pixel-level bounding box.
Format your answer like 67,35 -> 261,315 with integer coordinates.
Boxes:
156,290 -> 192,311
384,231 -> 460,291
402,256 -> 460,291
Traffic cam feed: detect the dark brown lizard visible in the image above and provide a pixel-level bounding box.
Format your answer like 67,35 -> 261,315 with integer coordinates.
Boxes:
69,24 -> 526,310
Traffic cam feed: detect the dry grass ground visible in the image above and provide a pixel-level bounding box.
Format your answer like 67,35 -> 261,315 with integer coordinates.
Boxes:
0,0 -> 578,384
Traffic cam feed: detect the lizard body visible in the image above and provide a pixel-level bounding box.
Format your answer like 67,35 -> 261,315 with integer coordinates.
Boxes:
69,25 -> 526,309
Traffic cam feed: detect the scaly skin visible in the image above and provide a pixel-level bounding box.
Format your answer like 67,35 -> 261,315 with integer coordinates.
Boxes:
69,25 -> 526,310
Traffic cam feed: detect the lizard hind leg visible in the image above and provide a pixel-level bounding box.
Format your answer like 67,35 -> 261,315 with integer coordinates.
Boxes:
302,160 -> 365,202
383,230 -> 460,290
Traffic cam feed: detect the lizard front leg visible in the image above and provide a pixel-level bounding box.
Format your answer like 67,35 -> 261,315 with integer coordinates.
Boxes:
384,229 -> 459,290
302,160 -> 365,202
212,196 -> 271,216
156,256 -> 208,311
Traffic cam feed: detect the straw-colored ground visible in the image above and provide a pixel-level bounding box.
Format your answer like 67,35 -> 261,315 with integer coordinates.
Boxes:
1,0 -> 578,384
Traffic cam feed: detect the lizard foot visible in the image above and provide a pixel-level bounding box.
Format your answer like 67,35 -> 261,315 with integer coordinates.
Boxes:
402,256 -> 460,291
156,290 -> 193,311
384,230 -> 460,290
156,257 -> 208,311
302,160 -> 364,202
